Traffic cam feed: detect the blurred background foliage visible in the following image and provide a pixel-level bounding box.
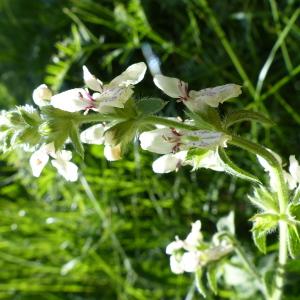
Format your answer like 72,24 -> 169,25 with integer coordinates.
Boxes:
0,0 -> 300,299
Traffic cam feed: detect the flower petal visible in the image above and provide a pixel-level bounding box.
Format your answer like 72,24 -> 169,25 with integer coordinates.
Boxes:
83,65 -> 103,92
93,87 -> 133,110
190,84 -> 242,108
170,255 -> 184,274
166,239 -> 184,255
289,155 -> 300,183
139,128 -> 178,154
51,88 -> 90,112
152,151 -> 187,173
109,62 -> 147,87
154,75 -> 187,98
51,159 -> 78,182
181,252 -> 199,272
80,124 -> 105,145
29,148 -> 49,177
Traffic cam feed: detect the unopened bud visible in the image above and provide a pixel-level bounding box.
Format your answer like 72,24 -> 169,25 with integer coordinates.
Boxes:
32,84 -> 52,107
104,144 -> 122,161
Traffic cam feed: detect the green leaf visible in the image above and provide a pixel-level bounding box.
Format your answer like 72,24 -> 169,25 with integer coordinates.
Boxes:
217,147 -> 261,184
224,110 -> 275,128
287,224 -> 300,259
289,202 -> 300,221
217,211 -> 235,235
248,186 -> 278,213
250,213 -> 279,232
252,230 -> 267,254
105,120 -> 137,147
15,126 -> 41,146
206,264 -> 218,295
195,269 -> 206,298
185,111 -> 215,130
18,106 -> 41,127
69,122 -> 84,158
39,120 -> 70,150
251,213 -> 279,253
136,97 -> 166,115
41,106 -> 80,120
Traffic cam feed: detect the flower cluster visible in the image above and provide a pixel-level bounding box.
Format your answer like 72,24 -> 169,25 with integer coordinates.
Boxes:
166,220 -> 232,274
30,143 -> 78,182
28,62 -> 147,179
0,61 -> 243,181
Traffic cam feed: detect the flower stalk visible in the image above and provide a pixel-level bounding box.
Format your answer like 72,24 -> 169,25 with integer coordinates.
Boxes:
228,135 -> 289,300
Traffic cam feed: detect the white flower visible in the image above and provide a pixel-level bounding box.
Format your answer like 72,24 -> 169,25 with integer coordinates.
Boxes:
80,124 -> 106,145
29,143 -> 78,181
154,74 -> 241,112
108,62 -> 147,87
166,221 -> 203,274
188,150 -> 224,172
51,88 -> 94,113
140,127 -> 227,156
184,220 -> 203,250
152,151 -> 188,173
166,238 -> 184,255
32,84 -> 52,107
169,255 -> 184,274
181,251 -> 200,272
51,62 -> 146,113
139,127 -> 184,154
285,155 -> 300,190
104,144 -> 122,161
93,86 -> 134,112
257,149 -> 282,191
92,62 -> 146,112
30,143 -> 54,177
51,150 -> 78,182
80,124 -> 122,161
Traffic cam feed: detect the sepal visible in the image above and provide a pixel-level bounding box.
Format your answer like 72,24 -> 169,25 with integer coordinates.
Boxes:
136,97 -> 166,115
217,147 -> 261,184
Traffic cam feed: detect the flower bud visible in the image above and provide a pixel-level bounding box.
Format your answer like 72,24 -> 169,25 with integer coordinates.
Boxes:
80,124 -> 105,145
32,84 -> 52,107
104,144 -> 122,161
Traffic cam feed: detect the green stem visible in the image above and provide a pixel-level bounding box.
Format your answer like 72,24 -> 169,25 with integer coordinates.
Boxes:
229,135 -> 289,300
229,135 -> 281,170
76,113 -> 126,124
141,116 -> 198,131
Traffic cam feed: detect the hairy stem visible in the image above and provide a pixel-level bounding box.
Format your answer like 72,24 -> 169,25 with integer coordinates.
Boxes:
222,233 -> 263,283
229,135 -> 289,300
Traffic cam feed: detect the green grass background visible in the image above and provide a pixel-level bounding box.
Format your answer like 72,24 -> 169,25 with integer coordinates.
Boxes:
0,0 -> 300,299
